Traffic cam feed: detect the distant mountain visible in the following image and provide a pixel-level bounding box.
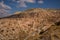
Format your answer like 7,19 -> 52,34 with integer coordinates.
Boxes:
0,8 -> 60,40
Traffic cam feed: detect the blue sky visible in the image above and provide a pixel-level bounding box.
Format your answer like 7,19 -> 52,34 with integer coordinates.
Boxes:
0,0 -> 60,14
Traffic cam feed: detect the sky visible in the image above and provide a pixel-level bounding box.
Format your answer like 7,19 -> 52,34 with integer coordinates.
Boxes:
0,0 -> 60,16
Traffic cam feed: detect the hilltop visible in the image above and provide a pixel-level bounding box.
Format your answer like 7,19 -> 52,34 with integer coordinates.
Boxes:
0,8 -> 60,40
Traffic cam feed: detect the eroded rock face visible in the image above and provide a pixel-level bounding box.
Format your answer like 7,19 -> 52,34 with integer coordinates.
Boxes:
0,8 -> 60,40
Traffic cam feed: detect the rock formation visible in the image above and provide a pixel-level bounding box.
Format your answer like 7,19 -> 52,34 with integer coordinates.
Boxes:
0,8 -> 60,40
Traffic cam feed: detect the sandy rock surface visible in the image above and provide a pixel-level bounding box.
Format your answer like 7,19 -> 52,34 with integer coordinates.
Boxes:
0,8 -> 60,40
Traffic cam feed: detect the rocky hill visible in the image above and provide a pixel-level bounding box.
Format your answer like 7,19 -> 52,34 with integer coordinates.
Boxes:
0,8 -> 60,40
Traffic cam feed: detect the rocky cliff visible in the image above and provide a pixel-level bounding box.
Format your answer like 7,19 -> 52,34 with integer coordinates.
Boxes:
0,8 -> 60,40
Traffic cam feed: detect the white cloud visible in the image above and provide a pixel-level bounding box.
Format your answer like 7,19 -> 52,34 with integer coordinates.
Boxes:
0,9 -> 10,17
18,2 -> 27,7
0,1 -> 11,17
0,1 -> 11,10
13,0 -> 35,7
16,0 -> 27,7
25,0 -> 35,3
13,0 -> 44,7
38,0 -> 44,4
